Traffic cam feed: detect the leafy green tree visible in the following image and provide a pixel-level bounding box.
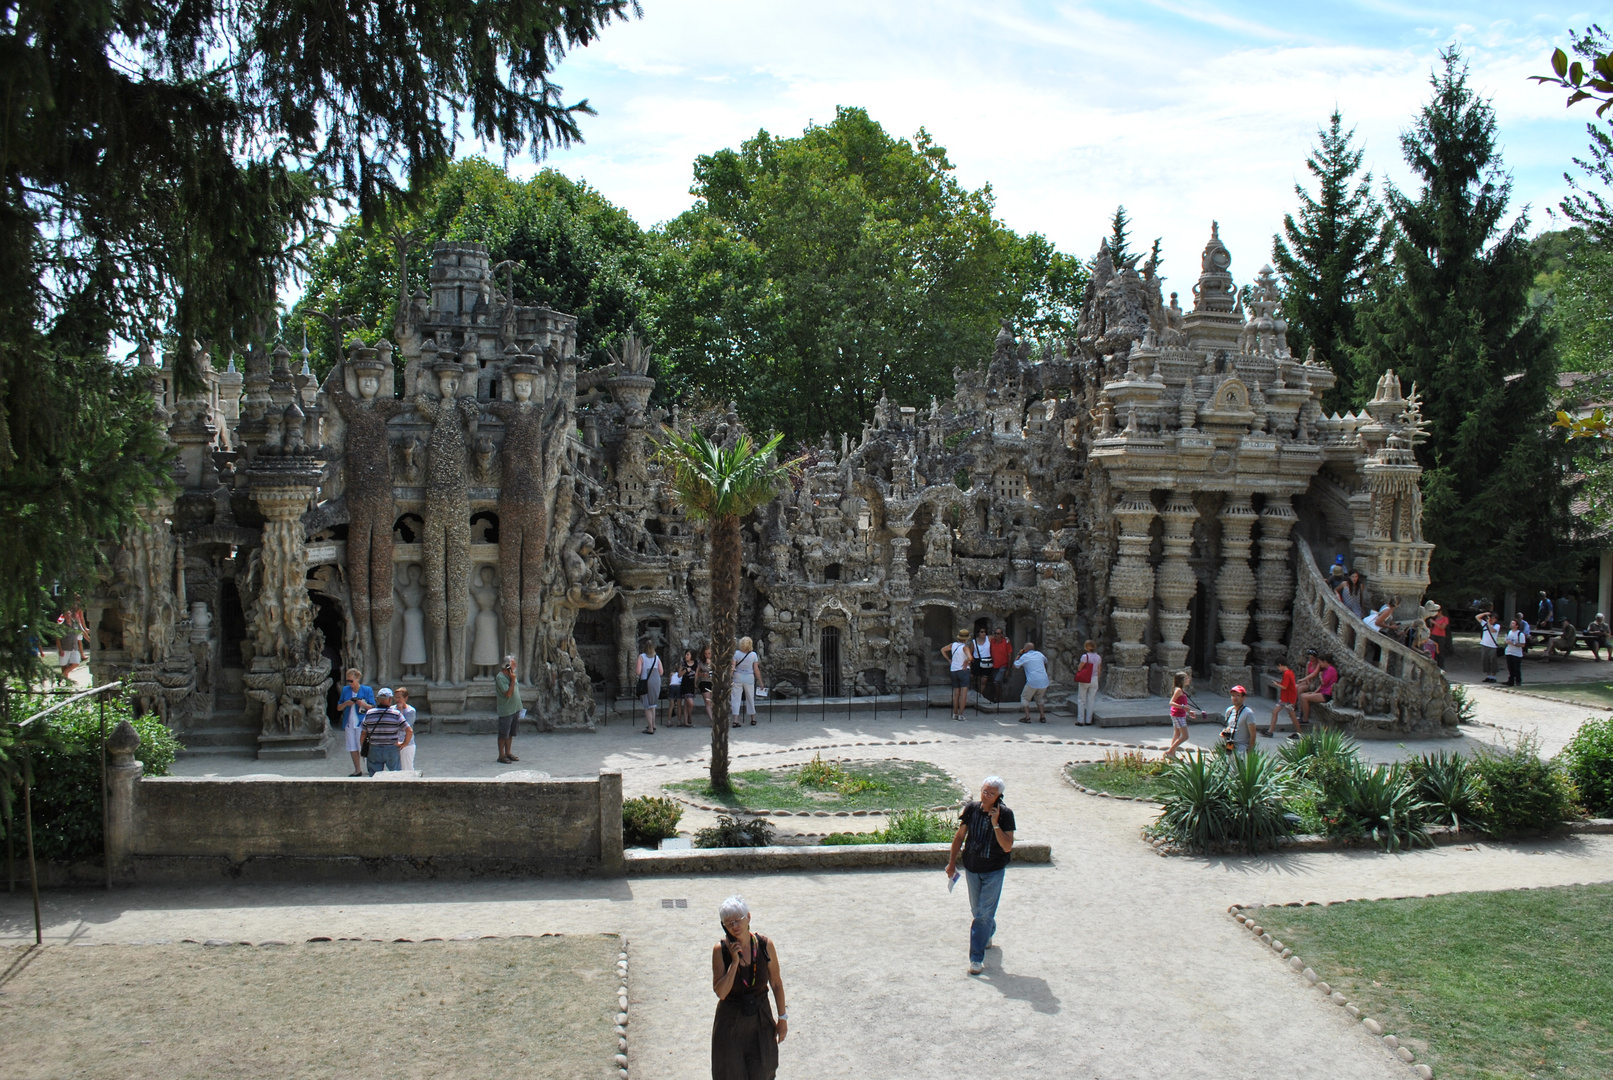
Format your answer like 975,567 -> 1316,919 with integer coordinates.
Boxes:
295,159 -> 653,373
0,1 -> 636,681
649,107 -> 1085,442
1272,110 -> 1389,412
1352,50 -> 1576,602
1534,25 -> 1613,116
656,429 -> 792,790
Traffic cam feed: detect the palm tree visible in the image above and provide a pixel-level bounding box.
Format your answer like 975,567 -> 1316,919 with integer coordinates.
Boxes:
656,428 -> 791,790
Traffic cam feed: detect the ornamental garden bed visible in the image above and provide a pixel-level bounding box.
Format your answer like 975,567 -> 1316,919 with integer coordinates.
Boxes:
1251,885 -> 1613,1080
1064,753 -> 1168,802
663,754 -> 966,816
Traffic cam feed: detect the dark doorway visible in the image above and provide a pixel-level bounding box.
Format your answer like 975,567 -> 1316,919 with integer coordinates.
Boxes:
218,579 -> 246,667
820,625 -> 842,696
310,593 -> 345,723
1185,582 -> 1213,678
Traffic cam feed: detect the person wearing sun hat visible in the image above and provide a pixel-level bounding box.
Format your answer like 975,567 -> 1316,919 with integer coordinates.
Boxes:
1222,684 -> 1258,757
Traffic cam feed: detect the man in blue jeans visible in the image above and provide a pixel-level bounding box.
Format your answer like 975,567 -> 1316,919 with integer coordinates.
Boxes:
944,775 -> 1016,975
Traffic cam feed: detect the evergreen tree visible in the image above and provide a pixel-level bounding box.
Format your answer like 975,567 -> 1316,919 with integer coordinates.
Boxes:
1105,206 -> 1134,267
1272,110 -> 1389,411
1352,50 -> 1576,602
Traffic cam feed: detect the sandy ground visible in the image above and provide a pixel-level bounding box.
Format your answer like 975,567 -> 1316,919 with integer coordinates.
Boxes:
0,936 -> 622,1080
9,659 -> 1612,1077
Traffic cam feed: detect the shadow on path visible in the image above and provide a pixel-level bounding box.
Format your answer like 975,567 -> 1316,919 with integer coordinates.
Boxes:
977,950 -> 1061,1014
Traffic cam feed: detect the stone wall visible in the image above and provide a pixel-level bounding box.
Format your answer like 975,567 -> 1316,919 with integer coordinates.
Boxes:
108,752 -> 624,881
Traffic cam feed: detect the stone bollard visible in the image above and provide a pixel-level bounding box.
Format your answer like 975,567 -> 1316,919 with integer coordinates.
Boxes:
599,769 -> 624,876
105,720 -> 144,884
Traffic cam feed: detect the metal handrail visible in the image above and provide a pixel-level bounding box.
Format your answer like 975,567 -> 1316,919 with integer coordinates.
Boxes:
15,680 -> 124,729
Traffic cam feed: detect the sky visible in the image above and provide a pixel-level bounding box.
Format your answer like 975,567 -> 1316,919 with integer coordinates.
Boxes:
490,0 -> 1605,291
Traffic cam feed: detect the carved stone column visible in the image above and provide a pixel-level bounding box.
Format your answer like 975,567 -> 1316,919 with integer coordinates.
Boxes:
1253,495 -> 1298,673
1212,494 -> 1258,693
1108,489 -> 1157,698
1154,493 -> 1200,674
246,452 -> 331,759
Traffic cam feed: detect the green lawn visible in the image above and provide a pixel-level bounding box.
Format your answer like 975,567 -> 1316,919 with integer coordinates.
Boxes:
665,757 -> 965,812
1064,761 -> 1168,801
1257,885 -> 1613,1080
1503,679 -> 1613,709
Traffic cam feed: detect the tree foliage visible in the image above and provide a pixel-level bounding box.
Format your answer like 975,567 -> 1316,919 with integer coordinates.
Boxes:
1272,110 -> 1390,412
1351,50 -> 1575,602
0,1 -> 635,682
294,159 -> 653,375
648,107 -> 1085,442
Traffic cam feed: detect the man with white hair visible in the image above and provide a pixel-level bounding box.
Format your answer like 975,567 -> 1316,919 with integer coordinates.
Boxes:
944,775 -> 1016,975
360,688 -> 407,775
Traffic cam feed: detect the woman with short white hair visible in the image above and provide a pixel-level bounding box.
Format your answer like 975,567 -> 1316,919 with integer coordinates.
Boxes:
711,894 -> 787,1078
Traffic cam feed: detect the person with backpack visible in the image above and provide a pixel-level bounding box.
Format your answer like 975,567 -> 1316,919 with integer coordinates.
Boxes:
1222,685 -> 1258,757
1073,639 -> 1102,726
636,640 -> 663,734
942,630 -> 972,721
969,627 -> 995,702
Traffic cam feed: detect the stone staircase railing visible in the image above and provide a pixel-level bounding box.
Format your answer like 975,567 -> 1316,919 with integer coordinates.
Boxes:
1286,538 -> 1458,738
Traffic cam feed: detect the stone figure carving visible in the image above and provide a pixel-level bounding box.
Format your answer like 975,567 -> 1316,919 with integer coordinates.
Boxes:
923,516 -> 953,567
560,529 -> 616,610
415,356 -> 480,683
487,357 -> 560,676
470,565 -> 502,676
396,563 -> 427,677
324,340 -> 405,680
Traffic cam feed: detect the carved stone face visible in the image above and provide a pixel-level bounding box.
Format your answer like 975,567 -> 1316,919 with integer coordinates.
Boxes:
511,374 -> 535,402
437,371 -> 460,399
357,374 -> 381,400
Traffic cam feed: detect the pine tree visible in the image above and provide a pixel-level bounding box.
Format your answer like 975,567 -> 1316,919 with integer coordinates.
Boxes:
1106,206 -> 1134,267
1272,110 -> 1389,412
1352,50 -> 1576,603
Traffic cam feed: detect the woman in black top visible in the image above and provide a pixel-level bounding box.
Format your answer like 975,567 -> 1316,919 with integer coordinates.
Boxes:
711,894 -> 787,1080
679,649 -> 699,727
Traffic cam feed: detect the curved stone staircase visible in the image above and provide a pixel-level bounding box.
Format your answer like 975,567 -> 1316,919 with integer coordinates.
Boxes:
1286,538 -> 1458,738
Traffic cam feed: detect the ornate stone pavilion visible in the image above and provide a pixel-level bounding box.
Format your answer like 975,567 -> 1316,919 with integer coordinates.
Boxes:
89,229 -> 1454,757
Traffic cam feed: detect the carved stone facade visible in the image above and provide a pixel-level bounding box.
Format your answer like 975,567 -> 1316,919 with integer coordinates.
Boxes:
94,228 -> 1452,755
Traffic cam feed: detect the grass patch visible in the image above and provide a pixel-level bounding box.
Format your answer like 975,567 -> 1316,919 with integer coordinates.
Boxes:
1065,753 -> 1168,801
1257,885 -> 1613,1079
1,937 -> 621,1079
821,809 -> 957,845
1504,680 -> 1613,709
666,756 -> 964,812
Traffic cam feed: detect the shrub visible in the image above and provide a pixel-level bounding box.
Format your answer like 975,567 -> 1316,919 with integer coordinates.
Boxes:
1277,727 -> 1360,780
822,808 -> 954,846
1155,751 -> 1230,852
1448,683 -> 1477,724
1335,759 -> 1430,852
1560,716 -> 1613,817
2,695 -> 182,862
694,814 -> 776,849
621,795 -> 683,848
794,752 -> 886,796
1221,750 -> 1297,854
1473,734 -> 1577,836
1409,751 -> 1484,832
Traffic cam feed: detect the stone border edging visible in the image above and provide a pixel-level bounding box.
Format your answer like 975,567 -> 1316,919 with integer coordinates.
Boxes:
1229,903 -> 1433,1079
615,942 -> 630,1079
1157,819 -> 1613,857
624,841 -> 1051,874
1059,758 -> 1167,805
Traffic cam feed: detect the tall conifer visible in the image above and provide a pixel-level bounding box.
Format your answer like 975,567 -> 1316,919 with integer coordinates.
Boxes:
1272,110 -> 1388,412
1352,50 -> 1575,602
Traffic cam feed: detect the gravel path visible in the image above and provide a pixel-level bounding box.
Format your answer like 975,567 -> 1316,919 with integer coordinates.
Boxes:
7,691 -> 1611,1078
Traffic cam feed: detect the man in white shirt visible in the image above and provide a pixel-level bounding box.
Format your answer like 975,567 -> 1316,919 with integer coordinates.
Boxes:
1478,612 -> 1501,682
1013,641 -> 1051,724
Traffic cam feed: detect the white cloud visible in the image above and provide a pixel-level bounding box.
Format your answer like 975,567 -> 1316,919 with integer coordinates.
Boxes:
500,0 -> 1598,287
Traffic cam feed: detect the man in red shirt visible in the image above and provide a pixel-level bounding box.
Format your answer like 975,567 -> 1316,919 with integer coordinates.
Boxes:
1267,660 -> 1301,737
990,627 -> 1012,702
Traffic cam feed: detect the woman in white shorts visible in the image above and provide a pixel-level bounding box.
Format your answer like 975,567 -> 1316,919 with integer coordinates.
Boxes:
731,637 -> 764,726
395,687 -> 418,771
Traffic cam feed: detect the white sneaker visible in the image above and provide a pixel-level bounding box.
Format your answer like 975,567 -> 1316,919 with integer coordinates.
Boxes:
967,960 -> 984,975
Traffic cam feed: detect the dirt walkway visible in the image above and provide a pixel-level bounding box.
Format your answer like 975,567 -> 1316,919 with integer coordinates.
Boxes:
8,695 -> 1612,1078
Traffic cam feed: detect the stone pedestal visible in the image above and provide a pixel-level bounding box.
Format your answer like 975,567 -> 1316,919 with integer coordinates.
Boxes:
1107,490 -> 1157,698
1212,494 -> 1257,693
1154,493 -> 1199,672
105,720 -> 144,884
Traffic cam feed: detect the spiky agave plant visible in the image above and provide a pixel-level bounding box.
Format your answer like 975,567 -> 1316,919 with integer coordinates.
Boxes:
1412,751 -> 1483,832
656,428 -> 794,790
1341,760 -> 1431,852
1222,749 -> 1296,854
1156,751 -> 1232,853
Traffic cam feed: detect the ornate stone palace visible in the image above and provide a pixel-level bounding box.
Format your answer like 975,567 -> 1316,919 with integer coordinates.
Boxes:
88,228 -> 1455,757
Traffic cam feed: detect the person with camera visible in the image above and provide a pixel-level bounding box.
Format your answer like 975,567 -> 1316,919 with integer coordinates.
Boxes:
945,775 -> 1016,975
1221,685 -> 1258,757
711,894 -> 787,1080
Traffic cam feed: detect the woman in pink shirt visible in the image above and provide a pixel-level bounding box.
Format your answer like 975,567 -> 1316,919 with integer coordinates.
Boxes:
1297,647 -> 1338,725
